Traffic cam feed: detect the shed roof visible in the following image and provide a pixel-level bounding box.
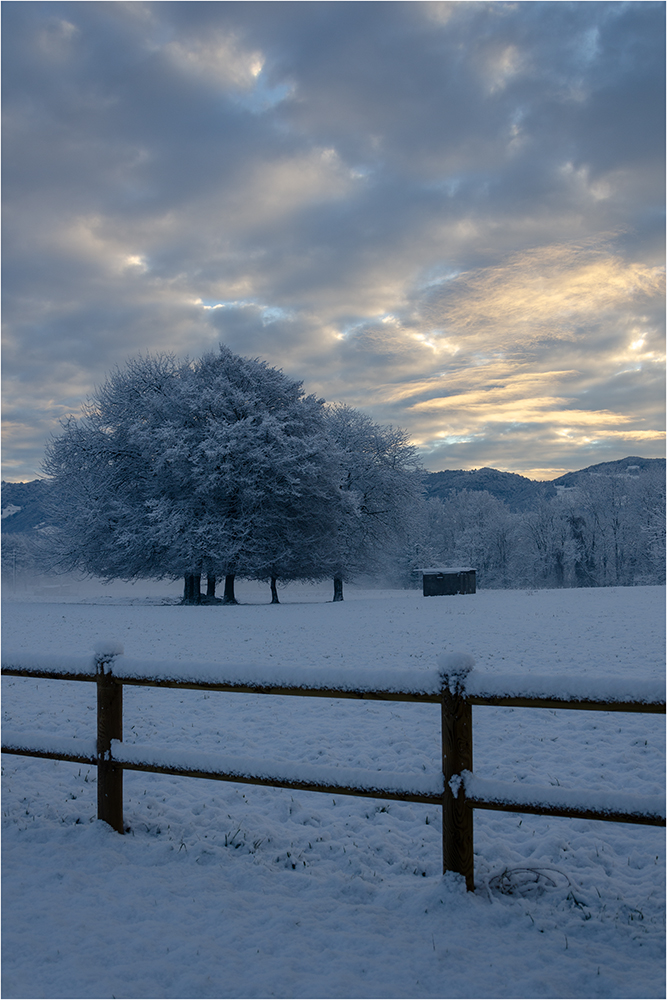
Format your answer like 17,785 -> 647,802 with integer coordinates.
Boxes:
418,567 -> 475,574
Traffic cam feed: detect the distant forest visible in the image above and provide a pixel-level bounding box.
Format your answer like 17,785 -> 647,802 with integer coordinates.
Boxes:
419,457 -> 665,590
3,456 -> 664,592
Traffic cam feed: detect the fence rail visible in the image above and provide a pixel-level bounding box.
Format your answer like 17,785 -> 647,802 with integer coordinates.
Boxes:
2,650 -> 664,890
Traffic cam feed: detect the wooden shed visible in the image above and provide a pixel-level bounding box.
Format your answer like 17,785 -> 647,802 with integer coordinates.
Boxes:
419,567 -> 476,597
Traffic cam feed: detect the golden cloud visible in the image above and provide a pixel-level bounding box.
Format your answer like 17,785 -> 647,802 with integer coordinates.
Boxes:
424,239 -> 665,347
370,366 -> 579,406
415,398 -> 634,425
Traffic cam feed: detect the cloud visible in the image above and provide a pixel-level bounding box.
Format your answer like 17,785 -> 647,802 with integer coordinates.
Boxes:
2,1 -> 664,481
163,34 -> 265,90
422,239 -> 664,349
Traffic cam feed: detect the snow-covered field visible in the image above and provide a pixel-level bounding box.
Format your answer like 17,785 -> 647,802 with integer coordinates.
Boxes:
2,583 -> 665,999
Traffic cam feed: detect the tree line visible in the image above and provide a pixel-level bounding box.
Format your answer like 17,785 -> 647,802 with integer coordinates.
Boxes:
403,469 -> 665,591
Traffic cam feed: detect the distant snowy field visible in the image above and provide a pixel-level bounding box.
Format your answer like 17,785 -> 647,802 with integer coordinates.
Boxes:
2,583 -> 665,999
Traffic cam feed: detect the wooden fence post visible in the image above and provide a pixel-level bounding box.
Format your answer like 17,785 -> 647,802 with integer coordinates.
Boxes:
441,667 -> 474,890
96,656 -> 124,834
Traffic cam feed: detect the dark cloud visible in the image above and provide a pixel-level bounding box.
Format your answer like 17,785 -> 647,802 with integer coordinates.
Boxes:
2,0 -> 664,480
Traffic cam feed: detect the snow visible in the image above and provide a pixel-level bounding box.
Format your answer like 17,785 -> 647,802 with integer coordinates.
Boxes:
418,567 -> 475,574
2,582 -> 665,999
1,731 -> 97,762
463,774 -> 666,822
111,741 -> 444,800
94,639 -> 125,659
4,650 -> 662,706
111,656 -> 442,696
463,672 -> 665,705
0,651 -> 96,678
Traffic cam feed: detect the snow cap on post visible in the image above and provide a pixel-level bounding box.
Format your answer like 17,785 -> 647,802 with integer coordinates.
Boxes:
94,640 -> 124,673
437,651 -> 475,695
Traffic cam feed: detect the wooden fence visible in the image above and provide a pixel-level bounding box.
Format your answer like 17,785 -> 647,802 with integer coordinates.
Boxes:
2,651 -> 664,890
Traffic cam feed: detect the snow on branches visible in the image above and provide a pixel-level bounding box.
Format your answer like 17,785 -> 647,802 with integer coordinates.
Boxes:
43,347 -> 422,601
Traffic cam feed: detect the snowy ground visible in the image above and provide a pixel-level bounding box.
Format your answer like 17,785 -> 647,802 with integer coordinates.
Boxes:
2,582 -> 665,999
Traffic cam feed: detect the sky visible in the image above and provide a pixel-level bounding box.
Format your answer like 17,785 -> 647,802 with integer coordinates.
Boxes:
2,1 -> 665,483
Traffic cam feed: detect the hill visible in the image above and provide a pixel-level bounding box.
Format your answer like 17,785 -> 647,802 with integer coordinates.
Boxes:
423,457 -> 665,512
551,456 -> 665,488
1,479 -> 51,533
423,467 -> 554,511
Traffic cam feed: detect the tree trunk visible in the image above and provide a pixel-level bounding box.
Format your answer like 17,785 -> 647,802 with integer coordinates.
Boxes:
206,575 -> 216,598
222,574 -> 238,605
333,576 -> 344,602
183,574 -> 201,604
270,577 -> 280,604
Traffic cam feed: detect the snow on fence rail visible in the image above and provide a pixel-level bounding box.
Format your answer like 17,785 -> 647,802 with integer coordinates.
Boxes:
2,647 -> 665,890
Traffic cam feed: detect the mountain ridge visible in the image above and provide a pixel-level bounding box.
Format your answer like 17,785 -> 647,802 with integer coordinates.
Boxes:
424,456 -> 665,512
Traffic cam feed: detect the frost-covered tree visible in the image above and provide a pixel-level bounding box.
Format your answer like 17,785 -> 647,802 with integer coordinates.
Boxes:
423,490 -> 519,589
633,468 -> 666,583
558,470 -> 666,587
519,499 -> 575,588
139,349 -> 344,602
44,397 -> 174,583
44,347 -> 343,601
324,404 -> 423,599
418,468 -> 666,591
